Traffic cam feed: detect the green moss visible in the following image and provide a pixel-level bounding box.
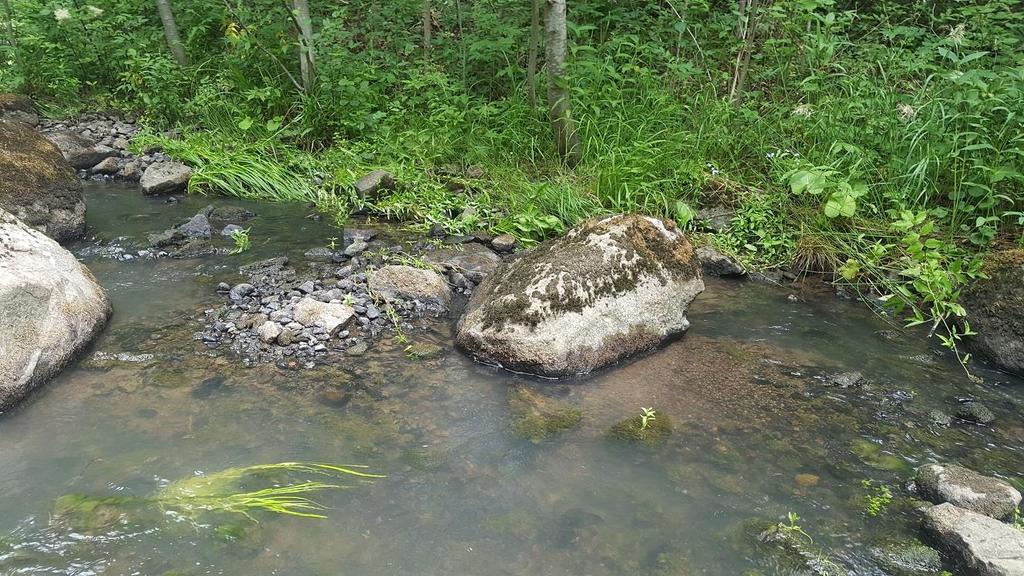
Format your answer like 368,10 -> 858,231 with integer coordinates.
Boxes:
850,439 -> 909,472
53,493 -> 139,532
610,411 -> 672,445
508,386 -> 582,443
405,342 -> 444,360
872,539 -> 942,576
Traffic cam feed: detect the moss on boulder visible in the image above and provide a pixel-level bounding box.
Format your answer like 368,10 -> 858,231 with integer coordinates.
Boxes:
457,214 -> 705,377
0,119 -> 85,242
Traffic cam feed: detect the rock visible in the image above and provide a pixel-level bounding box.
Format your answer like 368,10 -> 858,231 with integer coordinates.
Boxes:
456,214 -> 705,377
43,131 -> 115,169
0,210 -> 111,410
871,540 -> 942,576
0,94 -> 38,125
368,265 -> 452,309
304,247 -> 342,262
297,280 -> 316,294
956,401 -> 995,425
207,205 -> 255,223
828,371 -> 864,388
915,464 -> 1021,520
343,228 -> 377,243
346,341 -> 369,356
0,120 -> 85,242
178,213 -> 211,239
353,169 -> 395,199
292,296 -> 355,335
111,137 -> 130,150
696,245 -> 745,277
695,205 -> 734,232
962,250 -> 1024,376
216,282 -> 231,292
117,161 -> 140,180
140,161 -> 192,195
229,283 -> 255,302
344,239 -> 368,256
424,242 -> 500,283
221,224 -> 243,237
923,503 -> 1024,576
89,156 -> 121,175
276,328 -> 295,346
256,321 -> 282,343
491,234 -> 517,252
405,342 -> 444,360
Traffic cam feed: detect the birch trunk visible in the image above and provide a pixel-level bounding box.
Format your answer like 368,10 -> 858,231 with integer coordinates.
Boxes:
155,0 -> 187,66
545,0 -> 580,167
293,0 -> 315,93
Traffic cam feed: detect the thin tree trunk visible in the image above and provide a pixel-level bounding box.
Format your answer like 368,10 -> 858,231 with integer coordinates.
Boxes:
155,0 -> 188,66
293,0 -> 315,93
526,0 -> 541,107
545,0 -> 580,167
1,0 -> 16,48
729,0 -> 760,105
422,0 -> 432,57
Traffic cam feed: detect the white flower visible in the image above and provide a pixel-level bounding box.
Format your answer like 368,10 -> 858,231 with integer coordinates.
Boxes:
948,23 -> 966,45
54,7 -> 71,22
86,5 -> 103,16
897,103 -> 916,120
792,104 -> 813,118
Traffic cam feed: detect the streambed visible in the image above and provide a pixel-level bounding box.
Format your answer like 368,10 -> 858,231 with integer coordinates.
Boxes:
0,182 -> 1022,575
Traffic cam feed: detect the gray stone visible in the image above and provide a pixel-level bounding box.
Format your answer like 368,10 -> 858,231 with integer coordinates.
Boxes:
141,161 -> 192,195
178,214 -> 211,239
962,251 -> 1024,376
696,245 -> 746,277
297,280 -> 316,294
293,296 -> 355,335
256,320 -> 282,343
343,228 -> 377,242
0,210 -> 111,410
424,242 -> 500,282
304,247 -> 341,262
229,283 -> 255,302
353,169 -> 395,199
491,234 -> 517,252
368,265 -> 452,309
221,224 -> 243,237
89,156 -> 121,175
0,121 -> 85,242
916,464 -> 1021,520
457,214 -> 705,377
0,94 -> 38,126
276,328 -> 295,346
828,371 -> 864,388
344,239 -> 368,256
44,131 -> 116,169
695,205 -> 734,232
957,401 -> 996,425
365,303 -> 381,320
923,503 -> 1024,576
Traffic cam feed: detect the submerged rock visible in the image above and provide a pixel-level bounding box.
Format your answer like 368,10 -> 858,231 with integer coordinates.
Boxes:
368,265 -> 451,309
0,120 -> 85,242
141,161 -> 192,195
923,503 -> 1024,576
962,250 -> 1024,376
0,209 -> 111,410
871,540 -> 942,576
915,464 -> 1021,520
457,214 -> 704,377
696,245 -> 745,277
507,386 -> 581,443
956,401 -> 996,425
609,410 -> 672,445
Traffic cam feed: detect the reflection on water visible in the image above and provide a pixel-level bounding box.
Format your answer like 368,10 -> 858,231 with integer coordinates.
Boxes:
0,182 -> 1021,575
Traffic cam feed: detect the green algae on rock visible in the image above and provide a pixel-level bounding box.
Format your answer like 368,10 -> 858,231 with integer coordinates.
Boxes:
508,386 -> 582,443
610,411 -> 672,445
457,214 -> 704,377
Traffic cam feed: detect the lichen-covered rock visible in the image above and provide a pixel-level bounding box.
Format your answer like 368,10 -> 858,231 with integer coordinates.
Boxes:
353,169 -> 394,199
963,250 -> 1024,375
915,464 -> 1021,520
696,245 -> 745,277
141,161 -> 192,195
456,214 -> 705,377
0,94 -> 39,126
0,120 -> 85,242
368,265 -> 452,309
292,297 -> 354,335
43,130 -> 115,170
923,503 -> 1024,576
0,209 -> 111,410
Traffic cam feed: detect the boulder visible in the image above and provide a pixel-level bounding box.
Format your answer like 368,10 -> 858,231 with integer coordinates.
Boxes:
696,245 -> 745,277
0,120 -> 85,242
292,297 -> 354,335
923,503 -> 1024,576
491,234 -> 517,253
141,161 -> 192,195
43,130 -> 116,170
0,209 -> 111,410
89,156 -> 121,175
0,94 -> 39,126
915,464 -> 1021,520
177,213 -> 211,239
256,321 -> 282,344
424,242 -> 501,283
963,250 -> 1024,375
457,214 -> 705,377
353,169 -> 394,199
368,265 -> 452,309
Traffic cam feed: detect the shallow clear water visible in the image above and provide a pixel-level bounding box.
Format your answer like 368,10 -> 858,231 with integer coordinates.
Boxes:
1,182 -> 1022,575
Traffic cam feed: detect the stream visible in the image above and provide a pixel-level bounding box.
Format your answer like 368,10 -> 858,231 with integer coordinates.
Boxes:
1,181 -> 1022,575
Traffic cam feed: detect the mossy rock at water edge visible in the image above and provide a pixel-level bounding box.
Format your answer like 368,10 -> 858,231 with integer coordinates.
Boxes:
610,412 -> 672,445
508,386 -> 582,443
53,493 -> 141,532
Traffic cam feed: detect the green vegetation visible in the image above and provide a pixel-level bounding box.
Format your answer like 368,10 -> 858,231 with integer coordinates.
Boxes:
228,227 -> 251,254
860,479 -> 893,517
610,410 -> 672,445
2,0 -> 1022,363
508,385 -> 582,443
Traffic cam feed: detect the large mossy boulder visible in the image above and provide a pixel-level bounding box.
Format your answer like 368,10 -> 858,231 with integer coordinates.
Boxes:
924,503 -> 1024,576
963,250 -> 1024,375
915,464 -> 1021,520
0,209 -> 111,411
0,94 -> 39,126
0,120 -> 86,242
456,214 -> 705,377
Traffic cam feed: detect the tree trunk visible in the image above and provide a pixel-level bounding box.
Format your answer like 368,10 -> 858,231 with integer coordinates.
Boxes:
526,0 -> 541,107
293,0 -> 315,93
545,0 -> 580,167
155,0 -> 187,66
729,0 -> 760,105
422,0 -> 432,57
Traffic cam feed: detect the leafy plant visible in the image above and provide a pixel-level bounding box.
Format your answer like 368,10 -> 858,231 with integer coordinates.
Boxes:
229,227 -> 251,254
861,479 -> 893,517
639,407 -> 657,431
